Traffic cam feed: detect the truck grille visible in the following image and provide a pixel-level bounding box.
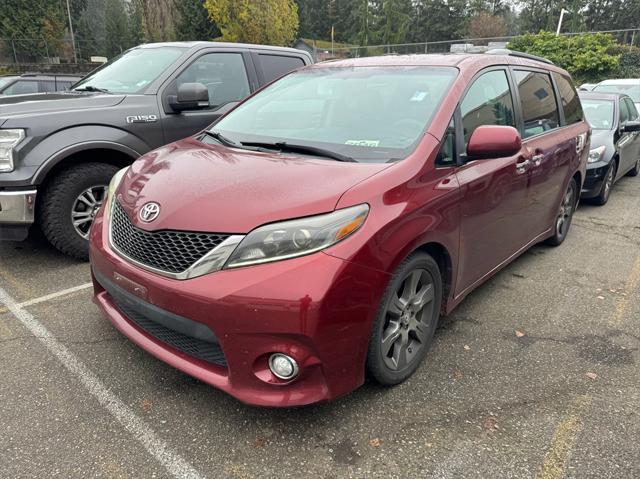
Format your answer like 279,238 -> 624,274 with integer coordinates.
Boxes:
113,297 -> 227,367
110,201 -> 229,274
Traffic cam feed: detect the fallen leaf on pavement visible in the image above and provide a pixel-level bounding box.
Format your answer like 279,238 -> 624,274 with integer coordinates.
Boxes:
585,372 -> 598,380
253,437 -> 267,448
464,345 -> 471,351
483,417 -> 499,432
515,330 -> 525,338
453,369 -> 464,380
369,438 -> 382,447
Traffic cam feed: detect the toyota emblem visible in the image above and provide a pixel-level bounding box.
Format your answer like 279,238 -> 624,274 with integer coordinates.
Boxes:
139,202 -> 161,222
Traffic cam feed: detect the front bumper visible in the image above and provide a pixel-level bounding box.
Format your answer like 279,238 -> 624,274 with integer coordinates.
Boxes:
580,161 -> 610,199
89,210 -> 390,407
0,189 -> 36,240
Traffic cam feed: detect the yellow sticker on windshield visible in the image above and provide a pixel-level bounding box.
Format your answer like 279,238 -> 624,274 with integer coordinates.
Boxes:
345,140 -> 380,147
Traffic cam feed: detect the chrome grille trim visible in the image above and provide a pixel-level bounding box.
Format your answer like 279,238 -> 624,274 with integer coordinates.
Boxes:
108,200 -> 244,280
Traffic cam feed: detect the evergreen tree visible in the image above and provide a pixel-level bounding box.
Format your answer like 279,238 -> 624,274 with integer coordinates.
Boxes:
105,0 -> 128,57
175,0 -> 220,41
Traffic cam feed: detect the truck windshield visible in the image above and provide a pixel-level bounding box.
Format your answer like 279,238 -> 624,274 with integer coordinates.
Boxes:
73,47 -> 185,94
582,99 -> 615,130
211,66 -> 457,163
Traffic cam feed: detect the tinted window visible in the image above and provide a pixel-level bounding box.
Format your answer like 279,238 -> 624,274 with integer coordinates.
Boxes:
259,54 -> 305,83
581,99 -> 614,130
3,80 -> 38,95
624,98 -> 639,121
553,73 -> 583,124
619,99 -> 631,124
435,119 -> 456,166
177,53 -> 250,108
515,70 -> 560,138
38,81 -> 57,93
213,66 -> 457,163
460,70 -> 515,151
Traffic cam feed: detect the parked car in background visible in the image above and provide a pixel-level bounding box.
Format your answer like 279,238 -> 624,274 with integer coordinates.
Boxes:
579,91 -> 640,204
592,79 -> 640,110
0,42 -> 312,258
579,83 -> 596,91
90,51 -> 589,407
0,73 -> 81,96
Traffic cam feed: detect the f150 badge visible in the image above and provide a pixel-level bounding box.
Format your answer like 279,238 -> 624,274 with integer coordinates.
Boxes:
126,115 -> 158,124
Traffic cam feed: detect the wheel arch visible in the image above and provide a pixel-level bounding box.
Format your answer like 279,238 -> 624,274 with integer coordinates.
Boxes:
34,142 -> 140,186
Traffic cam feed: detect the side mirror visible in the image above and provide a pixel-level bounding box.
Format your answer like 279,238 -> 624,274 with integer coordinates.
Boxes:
622,121 -> 640,133
168,82 -> 209,112
467,125 -> 522,160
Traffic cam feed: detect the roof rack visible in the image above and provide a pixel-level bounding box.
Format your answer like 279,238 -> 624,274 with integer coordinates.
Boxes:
486,49 -> 554,65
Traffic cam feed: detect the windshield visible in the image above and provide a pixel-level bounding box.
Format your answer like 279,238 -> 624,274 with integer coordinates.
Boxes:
582,99 -> 615,130
593,82 -> 640,102
211,66 -> 457,163
73,47 -> 185,94
0,77 -> 16,91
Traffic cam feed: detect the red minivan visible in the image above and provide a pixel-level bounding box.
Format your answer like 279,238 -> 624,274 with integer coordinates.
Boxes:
90,52 -> 589,406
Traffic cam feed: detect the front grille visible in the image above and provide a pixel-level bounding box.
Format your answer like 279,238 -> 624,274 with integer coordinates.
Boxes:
110,201 -> 229,274
113,298 -> 227,367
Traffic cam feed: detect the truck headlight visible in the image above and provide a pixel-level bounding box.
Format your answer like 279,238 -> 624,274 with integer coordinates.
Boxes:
588,146 -> 606,163
224,204 -> 369,268
0,129 -> 25,172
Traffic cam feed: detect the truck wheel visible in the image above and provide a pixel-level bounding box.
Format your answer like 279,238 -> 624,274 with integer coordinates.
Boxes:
39,163 -> 120,260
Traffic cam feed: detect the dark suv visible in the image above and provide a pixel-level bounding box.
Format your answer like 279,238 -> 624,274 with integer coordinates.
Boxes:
0,42 -> 312,258
0,73 -> 81,96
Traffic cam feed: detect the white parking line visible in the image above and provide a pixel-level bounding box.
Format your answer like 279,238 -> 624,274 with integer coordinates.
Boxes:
0,285 -> 205,479
17,282 -> 93,308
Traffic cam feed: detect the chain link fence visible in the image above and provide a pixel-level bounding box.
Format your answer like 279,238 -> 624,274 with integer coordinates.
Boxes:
319,28 -> 640,60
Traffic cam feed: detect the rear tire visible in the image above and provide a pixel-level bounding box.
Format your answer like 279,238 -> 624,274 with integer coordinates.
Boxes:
592,161 -> 616,206
366,252 -> 442,386
545,177 -> 577,246
627,159 -> 640,177
39,163 -> 120,260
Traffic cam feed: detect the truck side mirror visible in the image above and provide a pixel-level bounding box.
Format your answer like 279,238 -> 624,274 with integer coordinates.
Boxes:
169,83 -> 209,112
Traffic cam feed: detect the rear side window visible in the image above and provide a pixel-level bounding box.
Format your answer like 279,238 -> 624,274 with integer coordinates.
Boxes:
258,54 -> 305,83
38,81 -> 57,93
514,70 -> 560,138
553,73 -> 583,125
460,69 -> 515,152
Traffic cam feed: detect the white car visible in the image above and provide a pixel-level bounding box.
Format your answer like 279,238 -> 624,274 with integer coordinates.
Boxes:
592,78 -> 640,111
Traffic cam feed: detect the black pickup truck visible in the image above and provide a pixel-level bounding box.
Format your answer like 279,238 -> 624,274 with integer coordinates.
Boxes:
0,41 -> 312,258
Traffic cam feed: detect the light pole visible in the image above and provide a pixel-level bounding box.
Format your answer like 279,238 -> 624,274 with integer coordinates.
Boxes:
65,0 -> 77,63
556,8 -> 569,36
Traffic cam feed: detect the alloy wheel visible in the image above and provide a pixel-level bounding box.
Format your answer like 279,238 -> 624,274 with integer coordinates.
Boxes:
556,181 -> 576,239
71,185 -> 107,239
381,269 -> 436,371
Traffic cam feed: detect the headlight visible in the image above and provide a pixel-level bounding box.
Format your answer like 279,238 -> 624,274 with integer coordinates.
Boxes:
0,129 -> 25,172
588,146 -> 606,163
224,204 -> 369,268
103,167 -> 129,218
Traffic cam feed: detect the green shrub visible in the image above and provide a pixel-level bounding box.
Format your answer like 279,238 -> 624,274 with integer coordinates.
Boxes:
508,31 -> 621,84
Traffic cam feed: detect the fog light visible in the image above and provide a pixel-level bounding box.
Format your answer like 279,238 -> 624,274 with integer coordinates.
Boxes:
268,353 -> 299,380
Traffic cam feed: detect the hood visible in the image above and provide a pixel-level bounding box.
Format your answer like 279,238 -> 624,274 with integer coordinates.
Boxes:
0,92 -> 125,120
590,129 -> 612,149
117,138 -> 392,233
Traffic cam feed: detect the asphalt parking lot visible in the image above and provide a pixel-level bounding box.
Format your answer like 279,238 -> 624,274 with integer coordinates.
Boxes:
1,176 -> 639,479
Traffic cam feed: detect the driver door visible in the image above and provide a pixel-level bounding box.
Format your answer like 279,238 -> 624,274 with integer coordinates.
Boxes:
160,51 -> 255,144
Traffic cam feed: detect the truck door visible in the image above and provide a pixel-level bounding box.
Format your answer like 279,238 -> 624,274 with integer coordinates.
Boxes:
159,51 -> 257,144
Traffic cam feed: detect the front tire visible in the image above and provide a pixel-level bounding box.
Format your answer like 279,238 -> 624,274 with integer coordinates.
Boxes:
366,252 -> 442,386
545,177 -> 577,246
592,161 -> 616,206
39,163 -> 120,260
627,159 -> 640,177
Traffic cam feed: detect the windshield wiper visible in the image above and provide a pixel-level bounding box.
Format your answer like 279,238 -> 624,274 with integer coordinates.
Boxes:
240,141 -> 356,163
202,130 -> 241,148
73,85 -> 111,93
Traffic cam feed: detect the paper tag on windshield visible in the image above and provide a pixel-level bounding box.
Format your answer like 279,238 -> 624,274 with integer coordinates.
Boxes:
410,91 -> 428,102
345,140 -> 380,147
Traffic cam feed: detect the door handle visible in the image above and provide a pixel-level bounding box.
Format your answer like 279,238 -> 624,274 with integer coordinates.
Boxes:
531,154 -> 544,166
515,157 -> 531,174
